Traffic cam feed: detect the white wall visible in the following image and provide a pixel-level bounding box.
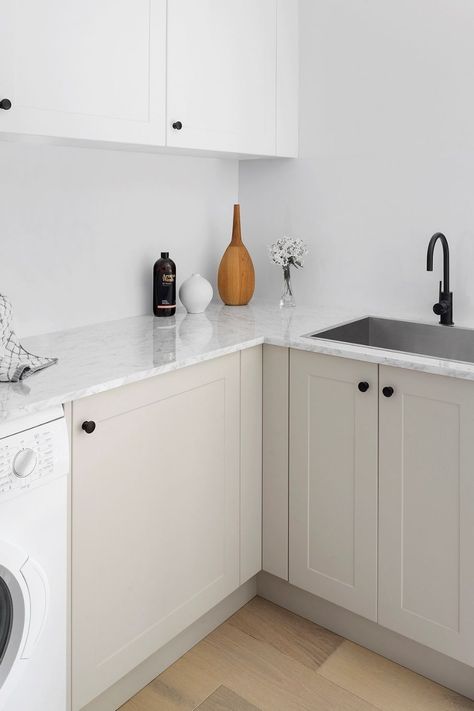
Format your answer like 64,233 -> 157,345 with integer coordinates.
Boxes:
0,141 -> 238,337
240,0 -> 474,326
5,0 -> 474,338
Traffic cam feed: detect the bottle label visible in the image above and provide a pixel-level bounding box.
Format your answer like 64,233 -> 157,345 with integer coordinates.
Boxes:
159,274 -> 175,306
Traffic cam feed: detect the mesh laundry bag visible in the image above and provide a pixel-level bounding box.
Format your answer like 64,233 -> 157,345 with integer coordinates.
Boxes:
0,294 -> 57,382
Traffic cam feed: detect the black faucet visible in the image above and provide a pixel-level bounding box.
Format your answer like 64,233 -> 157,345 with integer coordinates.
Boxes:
426,232 -> 454,326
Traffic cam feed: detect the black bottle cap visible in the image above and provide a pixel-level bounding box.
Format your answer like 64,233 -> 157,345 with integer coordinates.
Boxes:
161,252 -> 169,259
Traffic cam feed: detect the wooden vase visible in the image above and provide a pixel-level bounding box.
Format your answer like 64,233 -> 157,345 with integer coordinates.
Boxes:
218,204 -> 255,306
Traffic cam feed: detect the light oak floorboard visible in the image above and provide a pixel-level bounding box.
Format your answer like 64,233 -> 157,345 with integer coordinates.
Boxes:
318,640 -> 474,711
227,595 -> 343,670
120,656 -> 218,711
122,617 -> 378,711
203,620 -> 379,711
196,685 -> 260,710
122,597 -> 473,711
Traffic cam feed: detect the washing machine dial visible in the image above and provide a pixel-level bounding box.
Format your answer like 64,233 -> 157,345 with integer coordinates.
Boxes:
13,448 -> 38,478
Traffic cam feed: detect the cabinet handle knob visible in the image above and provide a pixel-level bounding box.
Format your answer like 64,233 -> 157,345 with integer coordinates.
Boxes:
82,420 -> 96,434
0,98 -> 12,111
358,381 -> 369,393
382,386 -> 394,398
172,120 -> 183,130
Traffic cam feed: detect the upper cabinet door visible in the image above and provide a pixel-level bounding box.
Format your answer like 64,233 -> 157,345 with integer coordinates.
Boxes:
379,366 -> 474,667
289,350 -> 378,622
167,0 -> 277,156
0,0 -> 166,145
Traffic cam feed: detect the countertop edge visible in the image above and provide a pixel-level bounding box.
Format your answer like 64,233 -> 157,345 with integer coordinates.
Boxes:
6,303 -> 474,422
269,335 -> 474,382
4,336 -> 266,421
20,335 -> 474,422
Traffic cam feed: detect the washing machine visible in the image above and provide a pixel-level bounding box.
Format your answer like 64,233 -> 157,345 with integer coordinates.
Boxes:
0,406 -> 68,711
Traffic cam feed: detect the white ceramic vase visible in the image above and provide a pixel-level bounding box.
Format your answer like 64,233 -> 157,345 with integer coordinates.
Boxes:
179,274 -> 213,314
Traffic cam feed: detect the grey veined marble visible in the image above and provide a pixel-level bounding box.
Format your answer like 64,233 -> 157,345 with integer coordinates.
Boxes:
3,301 -> 474,422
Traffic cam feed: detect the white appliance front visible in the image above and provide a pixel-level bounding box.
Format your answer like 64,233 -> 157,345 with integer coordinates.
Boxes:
0,408 -> 68,711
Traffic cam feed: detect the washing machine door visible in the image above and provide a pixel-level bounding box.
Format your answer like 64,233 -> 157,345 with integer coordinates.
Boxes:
0,543 -> 47,702
0,578 -> 14,667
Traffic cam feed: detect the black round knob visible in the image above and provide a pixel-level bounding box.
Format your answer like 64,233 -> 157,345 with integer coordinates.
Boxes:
382,386 -> 394,398
82,421 -> 96,434
0,98 -> 12,111
172,120 -> 183,130
433,301 -> 449,316
358,381 -> 369,393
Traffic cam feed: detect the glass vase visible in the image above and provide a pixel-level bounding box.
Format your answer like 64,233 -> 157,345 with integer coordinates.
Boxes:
280,266 -> 296,308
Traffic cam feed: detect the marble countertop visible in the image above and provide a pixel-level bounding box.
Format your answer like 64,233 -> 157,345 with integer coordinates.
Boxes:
3,300 -> 474,422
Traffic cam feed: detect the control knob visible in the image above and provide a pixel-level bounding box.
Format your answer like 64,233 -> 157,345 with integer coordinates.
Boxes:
13,448 -> 38,478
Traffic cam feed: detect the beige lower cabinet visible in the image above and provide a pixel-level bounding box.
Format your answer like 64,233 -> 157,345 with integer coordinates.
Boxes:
289,349 -> 379,621
289,350 -> 474,664
71,342 -> 474,708
262,344 -> 289,580
240,346 -> 263,584
71,350 -> 262,710
379,365 -> 474,666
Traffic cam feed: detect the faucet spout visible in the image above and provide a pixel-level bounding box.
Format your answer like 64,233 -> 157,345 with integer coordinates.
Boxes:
427,232 -> 450,293
426,232 -> 453,325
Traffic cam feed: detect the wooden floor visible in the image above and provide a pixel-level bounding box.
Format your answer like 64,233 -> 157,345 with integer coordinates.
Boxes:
121,596 -> 474,711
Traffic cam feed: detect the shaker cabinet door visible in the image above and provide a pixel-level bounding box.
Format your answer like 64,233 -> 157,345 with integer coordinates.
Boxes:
289,350 -> 378,621
167,0 -> 277,155
0,0 -> 166,145
71,354 -> 240,709
379,366 -> 474,666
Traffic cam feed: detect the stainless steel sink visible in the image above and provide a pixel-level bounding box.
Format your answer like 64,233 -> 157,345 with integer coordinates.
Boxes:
307,317 -> 474,365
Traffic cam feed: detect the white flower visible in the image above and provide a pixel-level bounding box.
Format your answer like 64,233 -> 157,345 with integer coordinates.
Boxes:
268,236 -> 309,268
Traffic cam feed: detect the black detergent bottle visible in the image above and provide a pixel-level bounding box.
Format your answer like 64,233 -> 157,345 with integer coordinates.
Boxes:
153,252 -> 176,317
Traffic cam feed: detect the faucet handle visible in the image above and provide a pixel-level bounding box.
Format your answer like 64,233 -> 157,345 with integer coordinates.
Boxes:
433,300 -> 449,316
433,285 -> 454,324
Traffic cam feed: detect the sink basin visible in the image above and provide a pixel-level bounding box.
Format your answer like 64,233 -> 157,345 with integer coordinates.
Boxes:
307,317 -> 474,365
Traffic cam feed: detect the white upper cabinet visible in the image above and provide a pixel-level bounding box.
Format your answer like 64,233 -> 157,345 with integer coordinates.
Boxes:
276,0 -> 299,157
0,0 -> 167,145
167,0 -> 277,156
0,0 -> 297,157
